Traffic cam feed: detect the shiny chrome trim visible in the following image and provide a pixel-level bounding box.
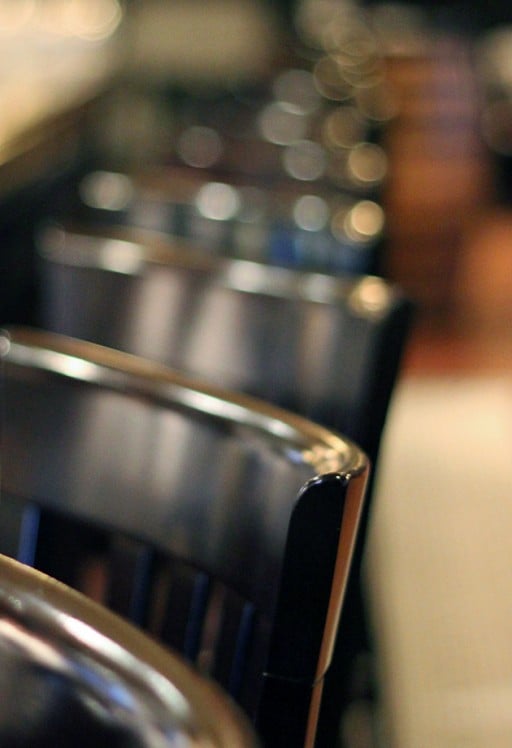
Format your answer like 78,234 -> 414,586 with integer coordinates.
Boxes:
38,223 -> 399,317
1,327 -> 368,479
0,554 -> 258,747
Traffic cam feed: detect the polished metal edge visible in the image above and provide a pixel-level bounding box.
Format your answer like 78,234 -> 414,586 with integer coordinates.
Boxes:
37,223 -> 399,316
0,554 -> 257,747
0,327 -> 368,478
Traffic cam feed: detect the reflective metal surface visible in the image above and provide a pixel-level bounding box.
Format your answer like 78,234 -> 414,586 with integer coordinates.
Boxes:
0,324 -> 366,610
0,554 -> 258,747
62,167 -> 384,276
0,327 -> 368,746
37,223 -> 408,458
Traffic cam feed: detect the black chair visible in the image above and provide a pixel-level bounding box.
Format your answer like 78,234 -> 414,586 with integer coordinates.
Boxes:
37,224 -> 411,470
36,223 -> 413,741
0,553 -> 257,747
0,327 -> 369,747
51,167 -> 385,276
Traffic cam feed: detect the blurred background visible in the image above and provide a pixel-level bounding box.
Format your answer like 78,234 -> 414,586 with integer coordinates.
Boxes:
2,0 -> 512,745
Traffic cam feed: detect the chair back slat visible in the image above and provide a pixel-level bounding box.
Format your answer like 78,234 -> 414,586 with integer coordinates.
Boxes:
211,592 -> 257,697
106,535 -> 155,626
147,560 -> 211,663
0,495 -> 40,565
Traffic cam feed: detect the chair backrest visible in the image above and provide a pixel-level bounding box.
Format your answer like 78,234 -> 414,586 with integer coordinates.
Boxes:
37,223 -> 411,469
53,167 -> 385,276
0,327 -> 368,747
0,553 -> 258,747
